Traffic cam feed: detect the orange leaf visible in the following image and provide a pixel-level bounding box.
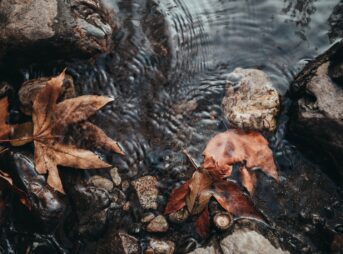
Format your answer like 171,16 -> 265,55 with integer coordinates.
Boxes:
195,207 -> 210,238
240,166 -> 257,195
213,180 -> 265,221
202,129 -> 278,180
0,97 -> 12,139
165,181 -> 190,214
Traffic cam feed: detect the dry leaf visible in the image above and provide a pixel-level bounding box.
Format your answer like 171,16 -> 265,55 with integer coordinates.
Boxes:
165,181 -> 190,214
10,122 -> 34,146
195,207 -> 210,238
31,71 -> 121,193
185,171 -> 212,214
240,166 -> 257,195
202,129 -> 278,180
0,170 -> 31,210
212,180 -> 264,221
0,97 -> 12,139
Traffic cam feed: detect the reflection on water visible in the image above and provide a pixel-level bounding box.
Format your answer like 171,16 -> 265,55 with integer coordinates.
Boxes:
158,0 -> 340,93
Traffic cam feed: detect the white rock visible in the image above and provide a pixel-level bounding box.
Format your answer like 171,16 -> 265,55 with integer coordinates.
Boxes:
222,68 -> 280,132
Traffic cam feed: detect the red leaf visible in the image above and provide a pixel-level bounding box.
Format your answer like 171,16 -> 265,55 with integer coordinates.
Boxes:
195,207 -> 210,238
213,180 -> 264,221
240,166 -> 257,195
202,129 -> 278,180
165,181 -> 190,214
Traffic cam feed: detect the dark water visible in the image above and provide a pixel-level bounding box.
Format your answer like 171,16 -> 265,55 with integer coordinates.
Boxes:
1,0 -> 343,253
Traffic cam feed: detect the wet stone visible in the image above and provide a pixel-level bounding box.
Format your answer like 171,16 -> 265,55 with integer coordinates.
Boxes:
97,232 -> 139,254
132,176 -> 159,210
88,175 -> 114,192
146,215 -> 169,233
149,239 -> 175,254
222,67 -> 280,132
110,167 -> 122,186
168,208 -> 189,223
141,213 -> 155,223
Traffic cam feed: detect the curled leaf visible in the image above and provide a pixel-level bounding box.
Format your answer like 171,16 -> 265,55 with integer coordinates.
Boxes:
165,181 -> 190,214
213,180 -> 264,221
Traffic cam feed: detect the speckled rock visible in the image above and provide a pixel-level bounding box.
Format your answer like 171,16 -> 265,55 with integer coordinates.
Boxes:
146,215 -> 169,233
149,239 -> 175,254
96,232 -> 139,254
132,176 -> 159,210
189,230 -> 289,254
222,68 -> 280,132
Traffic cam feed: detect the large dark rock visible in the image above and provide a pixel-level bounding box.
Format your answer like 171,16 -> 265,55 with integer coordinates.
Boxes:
288,41 -> 343,182
0,0 -> 118,64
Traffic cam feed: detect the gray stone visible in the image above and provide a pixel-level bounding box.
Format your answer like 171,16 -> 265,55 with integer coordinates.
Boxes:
222,68 -> 280,132
146,215 -> 169,233
96,232 -> 139,254
149,239 -> 175,254
132,176 -> 159,210
189,230 -> 289,254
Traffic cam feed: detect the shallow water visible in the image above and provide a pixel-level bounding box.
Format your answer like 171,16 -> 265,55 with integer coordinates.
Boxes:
1,0 -> 343,253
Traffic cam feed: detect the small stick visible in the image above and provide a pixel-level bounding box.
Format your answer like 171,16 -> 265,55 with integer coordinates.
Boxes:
213,212 -> 233,230
183,149 -> 200,170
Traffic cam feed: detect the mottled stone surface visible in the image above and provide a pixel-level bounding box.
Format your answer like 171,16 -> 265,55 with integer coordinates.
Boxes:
149,239 -> 175,254
146,215 -> 169,233
189,230 -> 289,254
132,176 -> 158,210
289,42 -> 343,181
222,68 -> 280,132
96,232 -> 139,254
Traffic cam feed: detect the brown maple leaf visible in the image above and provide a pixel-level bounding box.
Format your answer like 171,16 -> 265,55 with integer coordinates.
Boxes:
202,129 -> 278,193
30,71 -> 123,193
0,97 -> 13,139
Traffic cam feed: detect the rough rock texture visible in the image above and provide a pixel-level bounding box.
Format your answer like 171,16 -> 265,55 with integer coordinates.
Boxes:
222,68 -> 280,132
329,0 -> 343,40
289,41 -> 343,182
132,176 -> 159,210
146,215 -> 169,233
96,232 -> 139,254
189,230 -> 288,254
0,0 -> 118,64
149,239 -> 175,254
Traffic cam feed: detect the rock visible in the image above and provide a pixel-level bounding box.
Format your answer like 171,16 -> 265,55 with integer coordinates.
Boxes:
220,230 -> 289,254
0,0 -> 118,64
146,215 -> 169,233
88,175 -> 114,192
168,208 -> 189,223
222,68 -> 280,132
141,213 -> 155,223
149,239 -> 175,254
189,230 -> 289,254
289,42 -> 343,181
96,232 -> 139,254
132,176 -> 159,210
110,167 -> 122,186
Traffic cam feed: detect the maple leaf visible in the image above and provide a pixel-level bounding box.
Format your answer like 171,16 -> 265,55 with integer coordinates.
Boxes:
30,71 -> 123,193
0,97 -> 13,139
202,129 -> 278,193
195,207 -> 210,238
165,181 -> 190,214
0,170 -> 31,210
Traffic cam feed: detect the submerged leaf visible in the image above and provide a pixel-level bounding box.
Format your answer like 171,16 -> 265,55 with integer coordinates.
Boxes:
240,166 -> 257,195
202,129 -> 278,180
165,181 -> 190,214
0,97 -> 12,139
195,207 -> 210,238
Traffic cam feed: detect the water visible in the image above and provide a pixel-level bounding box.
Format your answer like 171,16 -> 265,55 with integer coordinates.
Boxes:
1,0 -> 343,253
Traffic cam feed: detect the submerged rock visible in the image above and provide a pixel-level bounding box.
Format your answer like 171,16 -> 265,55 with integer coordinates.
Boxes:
149,239 -> 175,254
222,68 -> 280,132
96,232 -> 139,254
146,215 -> 169,233
189,230 -> 288,254
0,0 -> 118,64
289,41 -> 343,181
88,175 -> 114,192
132,176 -> 159,210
